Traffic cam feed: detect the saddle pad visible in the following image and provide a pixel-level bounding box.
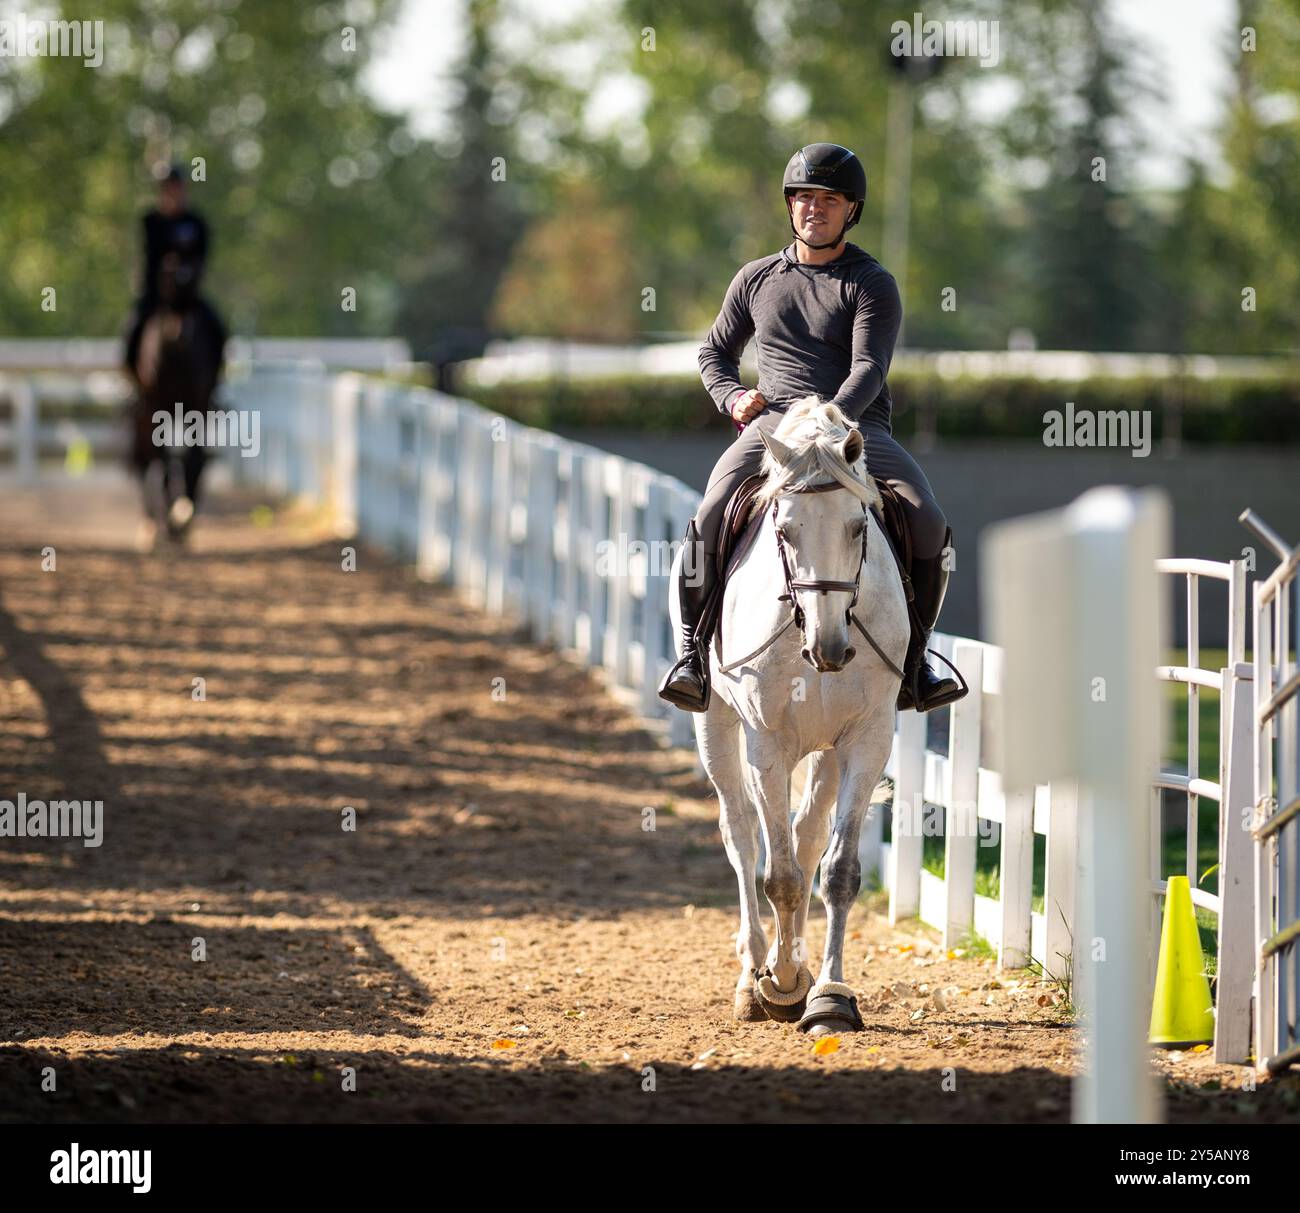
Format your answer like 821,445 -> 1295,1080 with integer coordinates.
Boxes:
717,472 -> 768,584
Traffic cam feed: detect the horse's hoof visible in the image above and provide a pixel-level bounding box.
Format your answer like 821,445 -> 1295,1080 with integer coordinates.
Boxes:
796,986 -> 866,1035
734,987 -> 769,1022
753,965 -> 812,1022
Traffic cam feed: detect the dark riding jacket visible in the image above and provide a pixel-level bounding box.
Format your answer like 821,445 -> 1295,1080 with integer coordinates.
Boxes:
140,209 -> 210,300
698,242 -> 902,431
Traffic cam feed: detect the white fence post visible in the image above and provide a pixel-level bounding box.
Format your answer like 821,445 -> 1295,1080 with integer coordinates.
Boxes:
559,447 -> 590,658
888,709 -> 928,924
577,452 -> 607,667
415,395 -> 450,583
13,376 -> 39,481
1044,779 -> 1078,986
601,456 -> 632,688
330,373 -> 359,537
1216,660 -> 1256,1063
999,783 -> 1035,970
454,410 -> 489,607
525,438 -> 559,639
944,639 -> 983,949
983,485 -> 1168,1125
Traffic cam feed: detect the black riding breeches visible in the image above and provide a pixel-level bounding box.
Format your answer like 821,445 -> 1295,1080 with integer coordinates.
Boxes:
695,410 -> 948,563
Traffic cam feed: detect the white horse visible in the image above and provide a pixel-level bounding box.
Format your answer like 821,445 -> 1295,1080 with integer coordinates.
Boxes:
668,397 -> 910,1035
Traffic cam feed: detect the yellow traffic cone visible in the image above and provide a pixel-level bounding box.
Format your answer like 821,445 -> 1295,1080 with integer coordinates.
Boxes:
1148,875 -> 1215,1047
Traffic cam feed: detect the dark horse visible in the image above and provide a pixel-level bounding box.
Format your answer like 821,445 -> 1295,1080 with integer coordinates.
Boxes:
128,252 -> 227,545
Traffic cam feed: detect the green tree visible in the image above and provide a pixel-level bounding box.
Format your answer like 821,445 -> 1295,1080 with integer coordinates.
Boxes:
393,0 -> 529,366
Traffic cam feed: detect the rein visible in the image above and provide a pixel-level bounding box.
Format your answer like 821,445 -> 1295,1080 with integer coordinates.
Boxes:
714,478 -> 906,679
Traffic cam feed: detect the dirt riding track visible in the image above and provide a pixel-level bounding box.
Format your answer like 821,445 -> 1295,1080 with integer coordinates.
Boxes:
1,477 -> 1296,1124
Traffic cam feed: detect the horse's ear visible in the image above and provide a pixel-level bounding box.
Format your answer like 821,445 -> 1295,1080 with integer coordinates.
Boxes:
842,428 -> 864,465
758,427 -> 795,467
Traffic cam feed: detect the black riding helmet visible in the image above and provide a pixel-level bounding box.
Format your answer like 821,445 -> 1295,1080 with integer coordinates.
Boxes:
783,143 -> 867,250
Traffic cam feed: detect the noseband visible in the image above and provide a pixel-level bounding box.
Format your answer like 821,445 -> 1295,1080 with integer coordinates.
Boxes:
773,480 -> 868,630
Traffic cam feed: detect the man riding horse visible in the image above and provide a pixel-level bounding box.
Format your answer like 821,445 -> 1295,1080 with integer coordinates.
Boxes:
123,164 -> 225,383
658,142 -> 966,716
123,163 -> 228,539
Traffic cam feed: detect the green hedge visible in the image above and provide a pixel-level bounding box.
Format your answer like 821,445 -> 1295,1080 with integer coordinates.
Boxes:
463,370 -> 1300,444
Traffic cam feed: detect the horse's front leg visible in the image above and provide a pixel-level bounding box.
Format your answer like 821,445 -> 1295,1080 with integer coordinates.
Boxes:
799,723 -> 895,1035
744,728 -> 812,1020
694,698 -> 767,1021
791,749 -> 839,958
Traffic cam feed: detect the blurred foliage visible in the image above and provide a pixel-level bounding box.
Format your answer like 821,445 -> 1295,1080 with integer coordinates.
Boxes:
490,180 -> 642,339
2,0 -> 1297,359
0,0 -> 436,339
466,368 -> 1300,441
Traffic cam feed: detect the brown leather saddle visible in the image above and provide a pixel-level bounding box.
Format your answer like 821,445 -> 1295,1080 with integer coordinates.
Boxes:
707,472 -> 917,651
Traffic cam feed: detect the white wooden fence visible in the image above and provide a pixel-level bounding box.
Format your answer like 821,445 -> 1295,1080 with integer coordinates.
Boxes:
859,638 -> 1077,982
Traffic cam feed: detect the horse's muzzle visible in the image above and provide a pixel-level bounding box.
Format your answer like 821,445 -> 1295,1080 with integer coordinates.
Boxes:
802,643 -> 856,672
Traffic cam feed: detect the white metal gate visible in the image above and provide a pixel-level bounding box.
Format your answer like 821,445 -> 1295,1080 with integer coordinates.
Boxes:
1153,556 -> 1253,1063
1241,509 -> 1300,1073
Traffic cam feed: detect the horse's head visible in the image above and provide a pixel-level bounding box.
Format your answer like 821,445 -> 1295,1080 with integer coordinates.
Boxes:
755,396 -> 880,673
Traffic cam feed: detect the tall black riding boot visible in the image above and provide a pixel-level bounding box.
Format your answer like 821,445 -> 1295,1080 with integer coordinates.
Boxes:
896,527 -> 968,712
657,520 -> 722,713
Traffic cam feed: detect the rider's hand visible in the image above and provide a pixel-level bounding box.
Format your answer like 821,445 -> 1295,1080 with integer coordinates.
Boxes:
730,388 -> 767,425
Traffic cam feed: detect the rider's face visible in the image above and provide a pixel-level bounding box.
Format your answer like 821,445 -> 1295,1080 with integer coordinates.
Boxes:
790,189 -> 850,240
159,180 -> 187,215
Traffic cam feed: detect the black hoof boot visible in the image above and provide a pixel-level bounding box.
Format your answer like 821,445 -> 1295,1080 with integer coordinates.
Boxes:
797,985 -> 866,1035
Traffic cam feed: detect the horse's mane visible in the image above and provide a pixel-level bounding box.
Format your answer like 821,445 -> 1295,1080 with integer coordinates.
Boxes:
754,396 -> 880,513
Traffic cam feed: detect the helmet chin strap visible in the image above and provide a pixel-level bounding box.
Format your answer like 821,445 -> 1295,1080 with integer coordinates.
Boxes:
786,198 -> 851,251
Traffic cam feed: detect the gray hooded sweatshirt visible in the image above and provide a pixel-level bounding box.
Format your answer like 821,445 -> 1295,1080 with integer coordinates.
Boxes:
698,241 -> 902,430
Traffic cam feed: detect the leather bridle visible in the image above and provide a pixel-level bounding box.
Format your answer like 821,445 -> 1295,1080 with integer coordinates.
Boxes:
713,476 -> 907,679
772,480 -> 868,630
